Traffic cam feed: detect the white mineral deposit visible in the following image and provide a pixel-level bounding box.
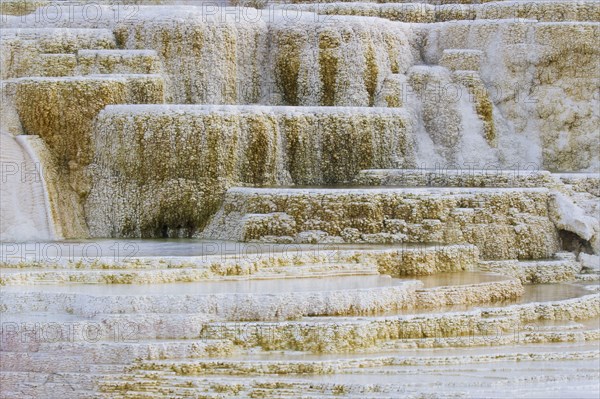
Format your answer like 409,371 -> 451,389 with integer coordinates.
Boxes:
0,0 -> 598,398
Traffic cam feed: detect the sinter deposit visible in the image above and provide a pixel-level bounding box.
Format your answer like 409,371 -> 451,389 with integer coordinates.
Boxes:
0,1 -> 598,398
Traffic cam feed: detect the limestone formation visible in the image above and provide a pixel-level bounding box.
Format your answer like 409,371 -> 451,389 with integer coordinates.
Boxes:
203,187 -> 560,259
1,1 -> 598,398
86,105 -> 415,237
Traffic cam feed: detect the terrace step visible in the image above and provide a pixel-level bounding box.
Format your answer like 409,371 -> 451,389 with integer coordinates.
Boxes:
1,289 -> 596,345
557,173 -> 600,197
0,273 -> 522,320
76,49 -> 162,75
354,168 -> 557,187
202,187 -> 559,260
440,49 -> 484,72
478,252 -> 582,283
0,28 -> 116,79
0,263 -> 377,284
0,243 -> 480,274
132,346 -> 600,376
14,74 -> 165,178
86,104 -> 416,238
34,53 -> 77,76
0,339 -> 235,366
288,1 -> 600,23
29,50 -> 163,77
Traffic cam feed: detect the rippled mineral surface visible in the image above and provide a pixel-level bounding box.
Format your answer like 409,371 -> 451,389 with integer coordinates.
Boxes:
0,0 -> 599,398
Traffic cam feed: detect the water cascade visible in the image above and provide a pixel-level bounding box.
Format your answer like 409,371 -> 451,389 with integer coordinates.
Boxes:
0,132 -> 56,241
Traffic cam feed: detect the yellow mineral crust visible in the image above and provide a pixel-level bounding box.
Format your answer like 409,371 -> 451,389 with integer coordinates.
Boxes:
86,105 -> 415,237
204,187 -> 559,260
0,244 -> 481,284
15,75 -> 164,216
0,28 -> 116,79
159,294 -> 600,353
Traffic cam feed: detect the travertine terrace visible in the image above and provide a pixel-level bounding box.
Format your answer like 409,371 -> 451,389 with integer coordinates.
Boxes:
0,0 -> 599,398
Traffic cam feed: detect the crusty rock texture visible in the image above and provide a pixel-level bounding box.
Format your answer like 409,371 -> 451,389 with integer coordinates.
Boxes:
202,187 -> 560,260
1,2 -> 599,397
86,105 -> 414,237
